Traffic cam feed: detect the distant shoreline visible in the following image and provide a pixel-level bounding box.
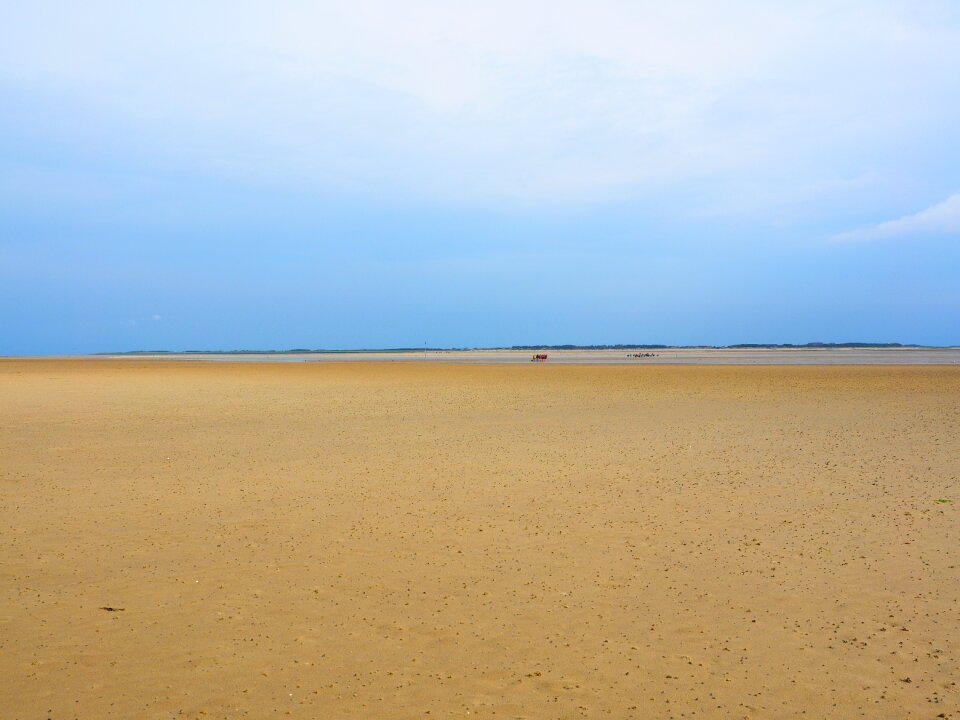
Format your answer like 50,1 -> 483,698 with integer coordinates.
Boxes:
92,342 -> 956,356
52,346 -> 960,366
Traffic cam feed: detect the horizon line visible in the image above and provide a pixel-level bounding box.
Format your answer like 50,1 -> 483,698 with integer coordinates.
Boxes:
75,341 -> 959,356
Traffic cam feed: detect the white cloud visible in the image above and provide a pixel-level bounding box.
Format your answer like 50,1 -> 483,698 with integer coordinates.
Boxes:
2,1 -> 960,207
835,193 -> 960,242
152,314 -> 162,321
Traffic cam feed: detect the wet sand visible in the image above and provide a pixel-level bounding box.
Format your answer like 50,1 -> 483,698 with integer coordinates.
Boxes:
95,347 -> 960,364
1,360 -> 958,718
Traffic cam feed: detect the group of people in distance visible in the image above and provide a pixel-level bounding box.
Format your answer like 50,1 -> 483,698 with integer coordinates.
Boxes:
531,353 -> 548,362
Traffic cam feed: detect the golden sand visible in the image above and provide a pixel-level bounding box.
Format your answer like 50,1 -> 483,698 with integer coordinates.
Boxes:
1,360 -> 958,718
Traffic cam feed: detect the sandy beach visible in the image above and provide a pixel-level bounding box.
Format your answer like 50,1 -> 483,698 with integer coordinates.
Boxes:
1,359 -> 958,718
93,347 -> 960,365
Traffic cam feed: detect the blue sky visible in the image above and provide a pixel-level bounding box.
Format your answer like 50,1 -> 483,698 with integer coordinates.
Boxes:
2,0 -> 959,353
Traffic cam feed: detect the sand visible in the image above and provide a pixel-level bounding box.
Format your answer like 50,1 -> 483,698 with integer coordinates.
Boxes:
1,360 -> 958,719
94,347 -> 960,364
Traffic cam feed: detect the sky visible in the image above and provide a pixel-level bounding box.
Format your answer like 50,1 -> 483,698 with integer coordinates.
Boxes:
2,0 -> 959,353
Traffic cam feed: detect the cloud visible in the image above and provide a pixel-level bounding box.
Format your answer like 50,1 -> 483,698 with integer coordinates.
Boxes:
2,1 -> 960,209
835,193 -> 960,242
152,314 -> 161,321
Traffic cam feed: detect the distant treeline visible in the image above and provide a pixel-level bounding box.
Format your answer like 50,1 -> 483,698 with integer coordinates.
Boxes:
725,342 -> 911,349
96,341 -> 930,355
508,344 -> 671,350
510,342 -> 919,350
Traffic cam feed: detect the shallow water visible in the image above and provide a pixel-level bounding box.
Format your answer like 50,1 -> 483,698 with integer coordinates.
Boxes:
96,348 -> 960,365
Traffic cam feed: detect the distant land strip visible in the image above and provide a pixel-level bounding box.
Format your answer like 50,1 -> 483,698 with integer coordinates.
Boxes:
92,342 -> 956,355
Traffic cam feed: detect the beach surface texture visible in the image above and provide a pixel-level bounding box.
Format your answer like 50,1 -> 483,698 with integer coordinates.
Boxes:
1,359 -> 958,718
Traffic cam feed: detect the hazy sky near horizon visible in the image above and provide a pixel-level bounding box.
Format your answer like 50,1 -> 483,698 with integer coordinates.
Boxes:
2,1 -> 959,353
